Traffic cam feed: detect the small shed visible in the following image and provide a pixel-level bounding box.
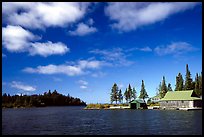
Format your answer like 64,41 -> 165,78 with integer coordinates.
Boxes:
160,90 -> 202,109
129,99 -> 147,109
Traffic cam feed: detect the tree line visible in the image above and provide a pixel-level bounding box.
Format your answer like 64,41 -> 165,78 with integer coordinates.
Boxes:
2,90 -> 86,108
110,80 -> 149,104
156,64 -> 202,98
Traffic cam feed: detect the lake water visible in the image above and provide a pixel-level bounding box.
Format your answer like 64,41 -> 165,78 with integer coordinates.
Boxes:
2,106 -> 202,135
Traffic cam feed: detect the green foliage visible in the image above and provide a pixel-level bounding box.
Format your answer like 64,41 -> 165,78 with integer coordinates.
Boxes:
2,90 -> 86,108
118,89 -> 123,104
132,87 -> 137,100
184,64 -> 193,90
167,83 -> 173,91
175,72 -> 184,91
110,83 -> 119,104
160,76 -> 168,98
139,80 -> 148,101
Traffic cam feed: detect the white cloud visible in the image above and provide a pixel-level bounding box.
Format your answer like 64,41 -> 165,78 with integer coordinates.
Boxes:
11,81 -> 36,91
69,22 -> 97,36
140,47 -> 152,52
23,64 -> 83,76
23,59 -> 104,76
78,80 -> 88,85
127,46 -> 152,52
2,25 -> 36,52
90,48 -> 134,66
2,25 -> 69,57
80,85 -> 88,89
105,2 -> 199,32
29,41 -> 69,57
3,2 -> 91,29
154,42 -> 198,56
78,60 -> 101,69
78,80 -> 88,89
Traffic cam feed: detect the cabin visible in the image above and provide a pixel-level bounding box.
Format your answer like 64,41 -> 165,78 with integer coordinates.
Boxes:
129,99 -> 147,109
149,94 -> 161,103
159,90 -> 202,109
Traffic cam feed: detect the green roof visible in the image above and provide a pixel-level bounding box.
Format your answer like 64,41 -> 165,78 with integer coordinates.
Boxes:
160,90 -> 202,101
130,99 -> 145,104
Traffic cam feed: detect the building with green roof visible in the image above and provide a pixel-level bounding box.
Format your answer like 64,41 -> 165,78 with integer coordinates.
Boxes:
129,98 -> 147,109
159,90 -> 202,109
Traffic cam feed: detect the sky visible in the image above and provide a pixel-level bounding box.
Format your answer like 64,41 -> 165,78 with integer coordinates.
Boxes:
2,2 -> 202,104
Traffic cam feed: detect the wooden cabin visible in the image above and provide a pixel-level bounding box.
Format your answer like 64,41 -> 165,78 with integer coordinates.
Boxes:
159,90 -> 202,109
129,99 -> 147,109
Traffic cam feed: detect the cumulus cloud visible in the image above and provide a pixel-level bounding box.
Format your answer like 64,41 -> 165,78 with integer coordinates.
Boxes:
11,81 -> 36,91
105,2 -> 199,32
154,42 -> 198,56
2,25 -> 37,52
2,25 -> 69,57
69,22 -> 97,36
3,2 -> 91,29
29,41 -> 69,57
23,59 -> 104,76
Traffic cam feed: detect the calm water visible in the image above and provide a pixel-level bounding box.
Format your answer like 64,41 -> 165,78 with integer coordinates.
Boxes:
2,106 -> 202,135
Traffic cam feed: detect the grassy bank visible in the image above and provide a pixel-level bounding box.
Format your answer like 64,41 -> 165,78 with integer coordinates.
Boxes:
84,103 -> 129,109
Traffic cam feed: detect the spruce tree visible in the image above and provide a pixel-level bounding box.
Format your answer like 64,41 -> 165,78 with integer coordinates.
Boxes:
198,72 -> 202,96
124,88 -> 128,103
139,80 -> 148,101
160,76 -> 168,98
110,83 -> 119,104
127,84 -> 132,102
194,73 -> 200,96
184,64 -> 193,90
132,87 -> 137,100
167,83 -> 173,91
118,89 -> 123,104
175,73 -> 184,91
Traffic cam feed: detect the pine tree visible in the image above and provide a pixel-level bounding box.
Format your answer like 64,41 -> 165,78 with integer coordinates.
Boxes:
194,73 -> 200,96
110,83 -> 119,104
198,72 -> 202,96
175,73 -> 184,91
160,76 -> 168,98
118,89 -> 123,104
132,87 -> 137,100
167,83 -> 173,91
127,84 -> 132,102
184,64 -> 193,90
124,88 -> 128,103
139,80 -> 148,101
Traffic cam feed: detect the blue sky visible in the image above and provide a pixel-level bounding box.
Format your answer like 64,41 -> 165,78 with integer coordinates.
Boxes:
2,2 -> 202,104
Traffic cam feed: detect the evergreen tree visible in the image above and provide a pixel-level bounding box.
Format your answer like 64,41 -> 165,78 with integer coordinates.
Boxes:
127,84 -> 132,102
132,87 -> 137,100
184,64 -> 193,90
124,88 -> 128,103
167,83 -> 173,91
110,83 -> 119,104
118,89 -> 123,104
175,73 -> 184,91
194,73 -> 200,96
139,80 -> 148,101
198,72 -> 202,96
160,76 -> 168,98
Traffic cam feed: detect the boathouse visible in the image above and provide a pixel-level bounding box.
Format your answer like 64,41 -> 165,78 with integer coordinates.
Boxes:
129,99 -> 147,109
159,90 -> 202,109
